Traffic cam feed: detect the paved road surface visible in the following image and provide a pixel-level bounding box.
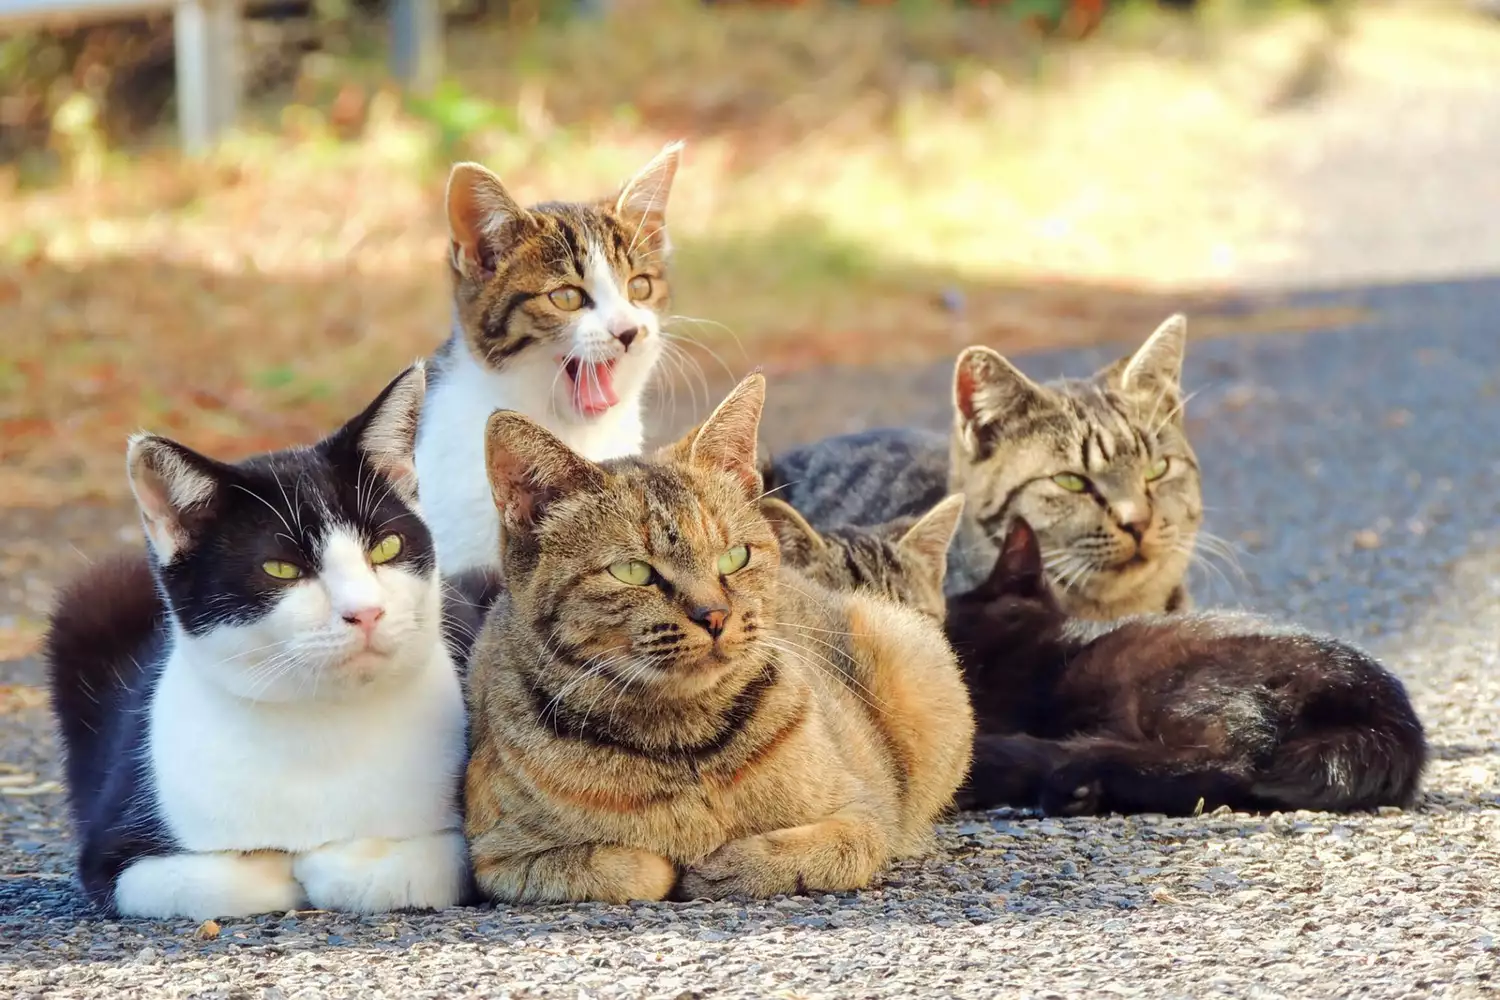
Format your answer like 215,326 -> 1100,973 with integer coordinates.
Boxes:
3,277 -> 1498,998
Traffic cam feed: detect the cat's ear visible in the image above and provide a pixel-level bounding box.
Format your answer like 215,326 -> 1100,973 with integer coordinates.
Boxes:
676,372 -> 765,499
759,497 -> 825,565
1104,313 -> 1187,411
898,494 -> 965,587
346,361 -> 426,504
485,411 -> 605,534
447,162 -> 533,281
126,434 -> 224,563
980,517 -> 1046,600
614,140 -> 683,255
953,346 -> 1049,458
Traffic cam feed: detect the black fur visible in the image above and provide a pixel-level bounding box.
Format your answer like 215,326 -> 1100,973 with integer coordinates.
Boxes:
947,519 -> 1428,817
44,366 -> 446,911
440,566 -> 507,673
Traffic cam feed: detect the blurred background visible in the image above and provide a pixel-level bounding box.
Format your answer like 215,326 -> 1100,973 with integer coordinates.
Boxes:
1,0 -> 1498,662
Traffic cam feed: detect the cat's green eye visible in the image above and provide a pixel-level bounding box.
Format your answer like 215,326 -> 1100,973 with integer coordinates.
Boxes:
262,560 -> 303,581
717,544 -> 750,576
608,560 -> 655,586
1052,473 -> 1089,493
1145,457 -> 1171,482
369,533 -> 403,565
548,286 -> 585,311
628,275 -> 653,301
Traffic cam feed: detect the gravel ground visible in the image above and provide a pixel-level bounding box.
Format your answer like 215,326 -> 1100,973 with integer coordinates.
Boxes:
3,277 -> 1499,998
6,47 -> 1500,996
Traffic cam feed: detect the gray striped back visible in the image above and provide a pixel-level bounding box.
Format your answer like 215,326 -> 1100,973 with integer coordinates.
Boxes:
762,316 -> 1202,620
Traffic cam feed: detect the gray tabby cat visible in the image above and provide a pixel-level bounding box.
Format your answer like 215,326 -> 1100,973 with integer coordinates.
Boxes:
760,315 -> 1202,620
758,494 -> 965,622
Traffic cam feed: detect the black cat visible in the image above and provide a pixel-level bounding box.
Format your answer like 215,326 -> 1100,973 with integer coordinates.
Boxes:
946,518 -> 1428,816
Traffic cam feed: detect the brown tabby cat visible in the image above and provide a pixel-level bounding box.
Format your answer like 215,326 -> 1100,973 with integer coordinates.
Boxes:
758,495 -> 965,622
463,374 -> 975,903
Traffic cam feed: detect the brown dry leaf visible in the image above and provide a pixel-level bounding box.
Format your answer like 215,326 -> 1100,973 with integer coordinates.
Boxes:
0,685 -> 48,714
194,919 -> 222,941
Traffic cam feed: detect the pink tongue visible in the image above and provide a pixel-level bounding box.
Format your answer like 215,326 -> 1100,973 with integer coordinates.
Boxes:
571,362 -> 619,415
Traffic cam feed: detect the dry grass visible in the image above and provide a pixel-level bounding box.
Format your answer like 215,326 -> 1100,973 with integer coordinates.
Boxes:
2,0 -> 1496,515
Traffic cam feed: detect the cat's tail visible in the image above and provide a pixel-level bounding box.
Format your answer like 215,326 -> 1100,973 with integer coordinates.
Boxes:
1253,668 -> 1429,811
43,553 -> 166,822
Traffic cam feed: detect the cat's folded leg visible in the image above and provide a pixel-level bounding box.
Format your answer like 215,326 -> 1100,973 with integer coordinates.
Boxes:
468,826 -> 676,904
956,733 -> 1074,810
1040,737 -> 1251,817
292,830 -> 470,913
674,806 -> 888,901
113,850 -> 306,920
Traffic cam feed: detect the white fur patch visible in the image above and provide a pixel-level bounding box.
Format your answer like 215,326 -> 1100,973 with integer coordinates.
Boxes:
293,830 -> 469,913
137,525 -> 468,917
359,362 -> 426,502
416,295 -> 662,575
127,434 -> 219,563
114,851 -> 306,920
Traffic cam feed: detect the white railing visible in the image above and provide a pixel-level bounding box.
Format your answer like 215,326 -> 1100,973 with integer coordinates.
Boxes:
0,0 -> 443,152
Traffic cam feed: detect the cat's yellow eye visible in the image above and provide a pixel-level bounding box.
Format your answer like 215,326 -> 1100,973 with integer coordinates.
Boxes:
369,533 -> 403,565
262,560 -> 303,581
1145,457 -> 1171,482
717,544 -> 750,576
548,286 -> 585,311
608,560 -> 655,586
628,275 -> 653,301
1052,473 -> 1089,493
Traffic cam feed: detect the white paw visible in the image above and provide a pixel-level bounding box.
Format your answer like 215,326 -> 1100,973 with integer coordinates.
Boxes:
293,830 -> 469,913
115,851 -> 306,920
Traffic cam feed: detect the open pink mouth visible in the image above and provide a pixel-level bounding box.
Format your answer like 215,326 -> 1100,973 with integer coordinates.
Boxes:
564,358 -> 620,417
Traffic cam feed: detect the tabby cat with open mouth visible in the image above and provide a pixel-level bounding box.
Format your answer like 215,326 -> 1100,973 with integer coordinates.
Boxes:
415,142 -> 684,575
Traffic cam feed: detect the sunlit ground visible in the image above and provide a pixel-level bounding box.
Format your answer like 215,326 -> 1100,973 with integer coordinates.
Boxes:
2,0 -> 1497,516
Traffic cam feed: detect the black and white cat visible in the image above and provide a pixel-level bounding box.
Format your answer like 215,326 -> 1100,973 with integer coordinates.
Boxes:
45,363 -> 470,919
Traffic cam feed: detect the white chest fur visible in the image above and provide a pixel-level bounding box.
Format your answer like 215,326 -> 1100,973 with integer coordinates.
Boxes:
415,345 -> 646,574
147,644 -> 466,854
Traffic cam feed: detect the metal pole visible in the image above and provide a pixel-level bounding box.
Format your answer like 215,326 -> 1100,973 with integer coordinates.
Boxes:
391,0 -> 443,94
174,0 -> 240,153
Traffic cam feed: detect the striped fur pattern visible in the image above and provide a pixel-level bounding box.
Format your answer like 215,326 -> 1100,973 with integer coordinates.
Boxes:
463,375 -> 974,903
415,143 -> 683,575
759,494 -> 966,622
761,315 -> 1203,620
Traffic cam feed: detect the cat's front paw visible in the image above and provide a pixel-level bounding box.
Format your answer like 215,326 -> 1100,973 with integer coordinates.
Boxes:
1040,765 -> 1104,817
114,850 -> 306,920
675,835 -> 785,901
586,846 -> 678,904
294,831 -> 469,913
676,831 -> 855,901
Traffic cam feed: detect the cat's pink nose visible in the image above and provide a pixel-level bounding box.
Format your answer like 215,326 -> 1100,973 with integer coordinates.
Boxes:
342,607 -> 385,637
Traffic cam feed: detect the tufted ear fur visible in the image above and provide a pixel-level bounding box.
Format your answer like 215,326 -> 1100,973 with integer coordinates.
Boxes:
342,361 -> 426,505
952,346 -> 1050,458
895,493 -> 965,590
126,434 -> 225,564
613,140 -> 683,255
668,372 -> 766,500
758,497 -> 826,567
1101,313 -> 1188,418
447,161 -> 533,281
484,411 -> 606,537
974,517 -> 1048,603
